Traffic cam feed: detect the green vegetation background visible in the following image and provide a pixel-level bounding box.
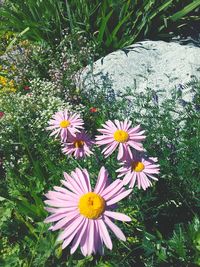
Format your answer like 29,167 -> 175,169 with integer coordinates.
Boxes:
0,1 -> 200,266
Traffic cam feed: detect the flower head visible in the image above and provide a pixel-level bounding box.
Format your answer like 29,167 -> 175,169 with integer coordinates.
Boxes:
62,131 -> 93,159
0,111 -> 4,119
89,107 -> 98,113
117,153 -> 160,190
44,167 -> 132,256
47,110 -> 84,142
95,119 -> 146,161
24,86 -> 30,91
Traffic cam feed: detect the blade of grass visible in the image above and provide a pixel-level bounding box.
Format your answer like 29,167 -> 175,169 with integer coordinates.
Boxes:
6,27 -> 30,52
97,9 -> 113,44
170,0 -> 200,21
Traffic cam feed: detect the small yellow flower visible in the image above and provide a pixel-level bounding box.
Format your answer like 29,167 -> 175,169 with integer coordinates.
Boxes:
0,76 -> 8,86
9,80 -> 14,87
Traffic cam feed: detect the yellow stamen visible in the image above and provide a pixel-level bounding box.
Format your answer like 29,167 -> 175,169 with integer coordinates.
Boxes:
132,161 -> 145,172
60,120 -> 70,128
74,140 -> 84,148
114,130 -> 129,143
78,192 -> 105,219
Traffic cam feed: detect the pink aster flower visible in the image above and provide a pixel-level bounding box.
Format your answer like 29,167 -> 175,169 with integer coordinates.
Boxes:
95,119 -> 146,161
44,167 -> 132,256
116,153 -> 160,190
62,131 -> 93,159
46,110 -> 84,142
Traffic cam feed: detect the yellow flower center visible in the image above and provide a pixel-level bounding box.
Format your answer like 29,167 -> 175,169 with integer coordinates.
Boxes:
132,161 -> 145,172
114,130 -> 129,143
60,120 -> 70,128
78,192 -> 105,219
74,140 -> 84,148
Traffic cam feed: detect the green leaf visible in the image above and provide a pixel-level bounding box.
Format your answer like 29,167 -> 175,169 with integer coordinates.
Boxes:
97,10 -> 113,44
170,0 -> 200,21
6,27 -> 30,52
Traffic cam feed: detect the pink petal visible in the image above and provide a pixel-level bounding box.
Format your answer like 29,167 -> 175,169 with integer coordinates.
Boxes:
70,218 -> 88,254
53,186 -> 79,199
144,168 -> 160,174
44,212 -> 68,223
146,173 -> 159,181
65,172 -> 86,194
44,199 -> 77,208
106,120 -> 117,130
106,189 -> 132,206
104,211 -> 131,222
114,120 -> 121,130
45,191 -> 75,201
44,207 -> 76,214
128,141 -> 144,151
72,168 -> 90,193
88,220 -> 94,255
117,143 -> 124,160
94,220 -> 104,255
81,168 -> 92,192
57,215 -> 83,241
104,216 -> 126,241
104,141 -> 118,156
52,211 -> 79,231
103,181 -> 125,201
101,179 -> 122,198
97,219 -> 113,250
61,180 -> 83,195
123,172 -> 132,185
80,221 -> 90,256
94,167 -> 108,194
50,128 -> 60,137
128,125 -> 141,133
62,218 -> 85,249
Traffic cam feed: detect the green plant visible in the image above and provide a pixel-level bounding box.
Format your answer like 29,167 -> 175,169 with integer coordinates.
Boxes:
1,0 -> 200,54
1,76 -> 199,265
0,0 -> 67,44
142,216 -> 200,266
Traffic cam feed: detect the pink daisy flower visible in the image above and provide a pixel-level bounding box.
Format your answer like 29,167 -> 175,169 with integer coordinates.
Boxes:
44,167 -> 132,256
62,131 -> 94,159
95,119 -> 146,161
116,153 -> 160,190
46,110 -> 84,142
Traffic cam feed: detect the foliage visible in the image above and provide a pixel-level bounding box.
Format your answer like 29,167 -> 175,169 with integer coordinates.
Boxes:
0,70 -> 200,265
0,2 -> 200,264
1,0 -> 200,53
142,216 -> 200,266
0,0 -> 66,44
0,30 -> 95,98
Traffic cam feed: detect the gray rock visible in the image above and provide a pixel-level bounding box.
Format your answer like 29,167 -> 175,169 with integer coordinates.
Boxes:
79,41 -> 200,103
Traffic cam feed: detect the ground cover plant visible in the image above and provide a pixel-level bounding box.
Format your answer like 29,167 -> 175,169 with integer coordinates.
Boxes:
0,62 -> 199,265
0,1 -> 200,266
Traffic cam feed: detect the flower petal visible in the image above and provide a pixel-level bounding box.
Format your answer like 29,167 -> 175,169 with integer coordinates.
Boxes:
104,216 -> 126,241
106,189 -> 132,206
94,167 -> 108,194
104,211 -> 131,222
97,219 -> 113,250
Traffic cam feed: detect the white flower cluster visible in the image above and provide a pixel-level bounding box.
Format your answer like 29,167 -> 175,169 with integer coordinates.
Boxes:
0,78 -> 85,166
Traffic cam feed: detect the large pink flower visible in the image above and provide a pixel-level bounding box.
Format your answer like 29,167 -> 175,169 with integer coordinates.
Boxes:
116,153 -> 160,190
95,119 -> 146,161
44,167 -> 132,256
46,110 -> 84,142
62,131 -> 93,159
